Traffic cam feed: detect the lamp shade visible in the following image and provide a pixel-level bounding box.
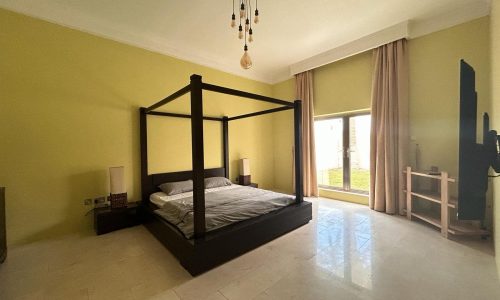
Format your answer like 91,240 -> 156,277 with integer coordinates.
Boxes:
109,166 -> 125,194
239,158 -> 251,176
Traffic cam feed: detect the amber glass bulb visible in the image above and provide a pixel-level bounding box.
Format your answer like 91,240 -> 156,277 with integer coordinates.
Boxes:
238,25 -> 243,39
240,46 -> 252,69
231,14 -> 236,28
240,3 -> 245,18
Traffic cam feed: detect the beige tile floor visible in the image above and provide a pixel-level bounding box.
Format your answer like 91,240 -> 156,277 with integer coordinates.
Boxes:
1,198 -> 499,300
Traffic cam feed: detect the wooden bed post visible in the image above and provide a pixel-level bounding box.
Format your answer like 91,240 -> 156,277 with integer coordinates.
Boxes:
190,74 -> 206,237
294,100 -> 304,203
139,107 -> 149,202
141,77 -> 314,275
222,116 -> 229,179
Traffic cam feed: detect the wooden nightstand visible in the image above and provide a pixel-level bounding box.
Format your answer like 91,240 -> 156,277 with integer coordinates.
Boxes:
94,202 -> 141,235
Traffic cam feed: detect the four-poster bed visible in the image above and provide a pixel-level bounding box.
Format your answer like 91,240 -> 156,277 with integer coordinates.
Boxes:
139,74 -> 312,275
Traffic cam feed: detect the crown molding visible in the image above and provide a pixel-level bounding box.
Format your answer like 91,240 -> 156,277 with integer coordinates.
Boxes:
1,1 -> 491,85
289,0 -> 491,76
290,21 -> 409,76
0,3 -> 274,84
269,68 -> 294,84
409,1 -> 491,38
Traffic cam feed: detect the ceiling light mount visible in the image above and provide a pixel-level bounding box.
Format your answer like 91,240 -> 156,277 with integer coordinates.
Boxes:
231,0 -> 260,69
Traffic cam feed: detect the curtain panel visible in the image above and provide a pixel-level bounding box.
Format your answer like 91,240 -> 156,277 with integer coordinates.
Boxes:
295,70 -> 319,197
369,38 -> 409,214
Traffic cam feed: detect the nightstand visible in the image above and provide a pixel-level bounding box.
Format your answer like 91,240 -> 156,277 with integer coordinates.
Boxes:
94,202 -> 141,235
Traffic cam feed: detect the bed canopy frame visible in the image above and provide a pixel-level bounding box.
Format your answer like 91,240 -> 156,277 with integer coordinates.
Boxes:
139,74 -> 311,275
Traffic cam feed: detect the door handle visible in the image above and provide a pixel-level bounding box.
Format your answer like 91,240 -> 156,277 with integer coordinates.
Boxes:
344,148 -> 350,158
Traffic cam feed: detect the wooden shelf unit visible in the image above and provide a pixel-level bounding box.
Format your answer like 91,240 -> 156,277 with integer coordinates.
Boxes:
403,166 -> 489,239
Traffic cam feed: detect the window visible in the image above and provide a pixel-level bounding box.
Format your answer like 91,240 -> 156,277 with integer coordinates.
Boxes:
315,114 -> 371,194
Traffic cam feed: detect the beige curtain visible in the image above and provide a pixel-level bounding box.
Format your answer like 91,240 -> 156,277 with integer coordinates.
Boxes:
370,39 -> 409,214
295,70 -> 319,197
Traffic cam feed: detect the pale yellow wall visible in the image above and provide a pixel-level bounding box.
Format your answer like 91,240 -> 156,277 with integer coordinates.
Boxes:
0,8 -> 276,245
319,189 -> 368,205
490,0 -> 500,275
409,17 -> 490,179
409,17 -> 492,226
1,7 -> 494,247
314,51 -> 373,116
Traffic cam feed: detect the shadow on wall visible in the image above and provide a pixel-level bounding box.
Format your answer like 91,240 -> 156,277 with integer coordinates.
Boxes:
15,170 -> 108,246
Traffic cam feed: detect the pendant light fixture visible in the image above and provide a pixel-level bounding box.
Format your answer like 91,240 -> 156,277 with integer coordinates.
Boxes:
231,0 -> 260,69
230,0 -> 236,28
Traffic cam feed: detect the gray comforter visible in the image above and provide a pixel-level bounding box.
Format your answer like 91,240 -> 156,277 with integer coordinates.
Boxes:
154,186 -> 295,238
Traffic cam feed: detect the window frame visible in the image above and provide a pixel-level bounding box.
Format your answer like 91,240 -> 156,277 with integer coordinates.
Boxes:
315,111 -> 371,195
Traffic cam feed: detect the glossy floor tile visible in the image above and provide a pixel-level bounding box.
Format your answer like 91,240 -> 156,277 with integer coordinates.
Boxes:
1,198 -> 499,300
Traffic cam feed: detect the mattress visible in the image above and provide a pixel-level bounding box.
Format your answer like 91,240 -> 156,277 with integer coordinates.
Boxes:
153,185 -> 295,239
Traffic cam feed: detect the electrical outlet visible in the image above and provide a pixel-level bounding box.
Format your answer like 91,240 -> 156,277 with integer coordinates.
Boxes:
84,198 -> 92,206
94,196 -> 106,204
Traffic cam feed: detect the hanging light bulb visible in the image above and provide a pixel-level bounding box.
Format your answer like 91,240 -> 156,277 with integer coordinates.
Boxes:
240,45 -> 252,69
229,0 -> 260,69
240,1 -> 245,18
254,0 -> 259,23
238,25 -> 243,39
231,14 -> 236,28
231,0 -> 236,28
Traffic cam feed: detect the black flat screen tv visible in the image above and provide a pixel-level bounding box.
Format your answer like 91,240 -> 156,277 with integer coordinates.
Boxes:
458,60 -> 500,220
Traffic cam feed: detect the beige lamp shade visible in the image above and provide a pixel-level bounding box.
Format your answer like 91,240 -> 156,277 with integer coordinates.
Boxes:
109,166 -> 126,194
239,158 -> 251,176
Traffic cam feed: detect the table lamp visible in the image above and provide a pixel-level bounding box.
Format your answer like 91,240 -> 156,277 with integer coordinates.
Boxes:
109,166 -> 127,208
239,158 -> 251,186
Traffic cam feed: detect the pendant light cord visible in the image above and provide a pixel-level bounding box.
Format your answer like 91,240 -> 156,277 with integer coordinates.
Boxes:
249,1 -> 252,30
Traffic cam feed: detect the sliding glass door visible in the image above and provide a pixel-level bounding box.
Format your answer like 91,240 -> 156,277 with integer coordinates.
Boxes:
315,118 -> 344,189
348,115 -> 370,192
315,114 -> 371,194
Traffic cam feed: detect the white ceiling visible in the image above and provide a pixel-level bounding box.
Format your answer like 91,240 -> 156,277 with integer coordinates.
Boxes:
0,0 -> 491,83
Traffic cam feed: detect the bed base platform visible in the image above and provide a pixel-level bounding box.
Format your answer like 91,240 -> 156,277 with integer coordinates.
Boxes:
142,201 -> 312,276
